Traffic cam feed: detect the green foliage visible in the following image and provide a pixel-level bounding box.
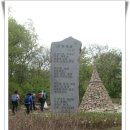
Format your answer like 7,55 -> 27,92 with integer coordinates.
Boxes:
96,49 -> 122,98
9,17 -> 50,104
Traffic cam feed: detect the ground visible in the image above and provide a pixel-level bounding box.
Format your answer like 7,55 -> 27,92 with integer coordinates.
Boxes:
9,104 -> 121,130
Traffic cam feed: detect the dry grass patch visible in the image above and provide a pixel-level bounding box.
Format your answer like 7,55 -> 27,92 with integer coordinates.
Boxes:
9,110 -> 121,130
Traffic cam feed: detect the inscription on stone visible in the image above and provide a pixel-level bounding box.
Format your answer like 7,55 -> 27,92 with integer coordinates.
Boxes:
50,37 -> 81,113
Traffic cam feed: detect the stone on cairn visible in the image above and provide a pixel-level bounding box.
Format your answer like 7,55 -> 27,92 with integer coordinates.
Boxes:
79,67 -> 114,112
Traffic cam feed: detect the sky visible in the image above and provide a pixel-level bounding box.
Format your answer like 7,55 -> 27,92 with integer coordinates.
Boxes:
6,1 -> 125,50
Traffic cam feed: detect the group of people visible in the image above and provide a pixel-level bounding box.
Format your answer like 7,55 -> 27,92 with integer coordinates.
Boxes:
10,90 -> 47,115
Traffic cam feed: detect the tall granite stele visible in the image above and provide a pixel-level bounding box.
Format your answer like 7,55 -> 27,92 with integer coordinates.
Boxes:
50,37 -> 82,113
79,67 -> 114,112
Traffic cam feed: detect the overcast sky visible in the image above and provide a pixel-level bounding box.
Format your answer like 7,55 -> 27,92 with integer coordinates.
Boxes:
6,1 -> 125,50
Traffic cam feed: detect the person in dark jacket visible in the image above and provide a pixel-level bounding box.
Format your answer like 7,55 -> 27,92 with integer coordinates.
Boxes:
11,90 -> 20,114
24,93 -> 33,114
31,91 -> 36,110
37,90 -> 45,111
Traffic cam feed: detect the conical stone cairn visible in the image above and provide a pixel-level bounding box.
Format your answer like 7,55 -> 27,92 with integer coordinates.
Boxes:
79,68 -> 114,112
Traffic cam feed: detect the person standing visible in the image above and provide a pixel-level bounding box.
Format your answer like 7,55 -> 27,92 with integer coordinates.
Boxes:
11,90 -> 20,114
43,90 -> 47,101
31,91 -> 36,110
43,90 -> 48,109
24,93 -> 33,114
37,90 -> 45,111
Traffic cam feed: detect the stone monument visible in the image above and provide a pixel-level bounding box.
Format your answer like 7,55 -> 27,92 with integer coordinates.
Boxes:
79,66 -> 114,112
50,37 -> 82,113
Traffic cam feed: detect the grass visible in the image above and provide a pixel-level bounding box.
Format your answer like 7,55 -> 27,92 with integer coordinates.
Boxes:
9,110 -> 121,130
111,98 -> 121,105
104,126 -> 121,130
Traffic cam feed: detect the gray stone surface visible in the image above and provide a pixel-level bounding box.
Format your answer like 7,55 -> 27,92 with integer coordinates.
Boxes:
50,37 -> 82,113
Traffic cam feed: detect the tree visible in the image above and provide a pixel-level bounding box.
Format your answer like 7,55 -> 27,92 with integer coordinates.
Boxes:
9,17 -> 51,102
9,17 -> 38,79
29,46 -> 50,70
96,49 -> 122,98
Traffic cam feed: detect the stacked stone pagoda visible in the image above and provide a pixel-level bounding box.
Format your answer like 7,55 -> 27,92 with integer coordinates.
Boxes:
79,67 -> 114,112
